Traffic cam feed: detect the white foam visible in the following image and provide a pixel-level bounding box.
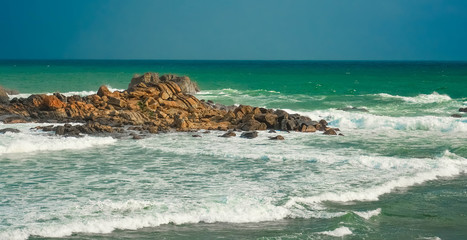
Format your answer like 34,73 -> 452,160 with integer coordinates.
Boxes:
354,208 -> 381,220
284,109 -> 467,132
319,226 -> 352,237
0,132 -> 116,155
376,92 -> 452,104
0,197 -> 290,240
286,152 -> 464,207
7,85 -> 125,99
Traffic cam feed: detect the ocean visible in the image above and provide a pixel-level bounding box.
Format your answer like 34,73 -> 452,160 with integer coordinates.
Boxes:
0,60 -> 466,240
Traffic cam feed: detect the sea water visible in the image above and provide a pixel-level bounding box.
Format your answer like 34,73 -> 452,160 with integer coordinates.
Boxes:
0,61 -> 466,239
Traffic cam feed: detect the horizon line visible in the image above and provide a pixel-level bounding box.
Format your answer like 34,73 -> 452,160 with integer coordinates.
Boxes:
1,58 -> 467,62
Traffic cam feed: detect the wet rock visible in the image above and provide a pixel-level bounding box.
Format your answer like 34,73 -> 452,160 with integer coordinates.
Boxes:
0,86 -> 9,104
337,106 -> 369,112
220,130 -> 236,138
323,128 -> 337,135
268,130 -> 276,133
269,135 -> 284,140
459,108 -> 467,113
192,134 -> 202,138
0,128 -> 20,134
451,114 -> 462,118
55,126 -> 65,135
0,115 -> 27,124
241,131 -> 258,139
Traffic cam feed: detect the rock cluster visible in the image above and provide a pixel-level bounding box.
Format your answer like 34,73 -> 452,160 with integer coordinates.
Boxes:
0,72 -> 340,138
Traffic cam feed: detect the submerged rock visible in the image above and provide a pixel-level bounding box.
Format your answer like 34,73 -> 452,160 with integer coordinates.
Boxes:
269,135 -> 284,140
241,131 -> 258,139
0,128 -> 20,134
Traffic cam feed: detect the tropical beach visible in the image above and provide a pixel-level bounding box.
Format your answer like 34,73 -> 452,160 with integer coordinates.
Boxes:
1,1 -> 467,240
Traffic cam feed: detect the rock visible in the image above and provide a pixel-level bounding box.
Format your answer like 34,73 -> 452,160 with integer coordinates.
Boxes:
42,95 -> 65,111
269,135 -> 284,140
220,130 -> 236,138
255,113 -> 277,127
131,133 -> 143,140
160,74 -> 200,94
192,134 -> 202,137
319,119 -> 328,127
241,131 -> 258,139
459,108 -> 467,113
268,130 -> 276,133
107,97 -> 126,108
323,128 -> 337,135
0,128 -> 20,134
53,92 -> 67,103
337,106 -> 369,112
0,115 -> 27,123
451,114 -> 462,118
55,126 -> 65,135
0,86 -> 9,104
97,85 -> 111,97
128,73 -> 160,90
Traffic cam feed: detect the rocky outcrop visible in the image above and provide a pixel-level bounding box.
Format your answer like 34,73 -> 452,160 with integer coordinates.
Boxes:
0,72 -> 339,138
0,86 -> 9,104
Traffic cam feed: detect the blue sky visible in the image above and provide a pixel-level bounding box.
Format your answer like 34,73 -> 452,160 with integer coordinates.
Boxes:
1,0 -> 467,60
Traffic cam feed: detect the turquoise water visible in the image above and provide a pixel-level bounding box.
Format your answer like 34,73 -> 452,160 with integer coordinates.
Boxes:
0,61 -> 466,239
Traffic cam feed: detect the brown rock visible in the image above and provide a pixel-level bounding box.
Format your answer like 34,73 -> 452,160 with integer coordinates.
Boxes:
97,85 -> 111,97
323,128 -> 337,135
241,131 -> 258,139
220,130 -> 236,137
107,97 -> 126,108
255,113 -> 277,127
269,135 -> 284,140
42,95 -> 65,111
0,86 -> 9,104
128,73 -> 160,90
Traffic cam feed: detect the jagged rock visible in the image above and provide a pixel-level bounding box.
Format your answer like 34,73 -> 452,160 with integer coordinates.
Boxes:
0,72 -> 333,138
128,73 -> 160,90
220,130 -> 236,138
0,128 -> 20,134
255,113 -> 277,127
160,74 -> 199,94
97,85 -> 111,97
53,92 -> 67,103
269,135 -> 284,140
323,128 -> 337,135
0,86 -> 9,104
241,131 -> 258,139
337,106 -> 369,112
42,95 -> 65,111
459,108 -> 467,113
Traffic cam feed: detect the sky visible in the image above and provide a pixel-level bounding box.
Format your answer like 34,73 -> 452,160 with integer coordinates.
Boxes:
1,0 -> 467,60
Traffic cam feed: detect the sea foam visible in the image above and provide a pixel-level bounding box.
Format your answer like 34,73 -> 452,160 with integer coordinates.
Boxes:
318,226 -> 353,237
376,92 -> 452,104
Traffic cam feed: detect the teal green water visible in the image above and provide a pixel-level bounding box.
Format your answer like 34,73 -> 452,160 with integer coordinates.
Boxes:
0,61 -> 466,240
